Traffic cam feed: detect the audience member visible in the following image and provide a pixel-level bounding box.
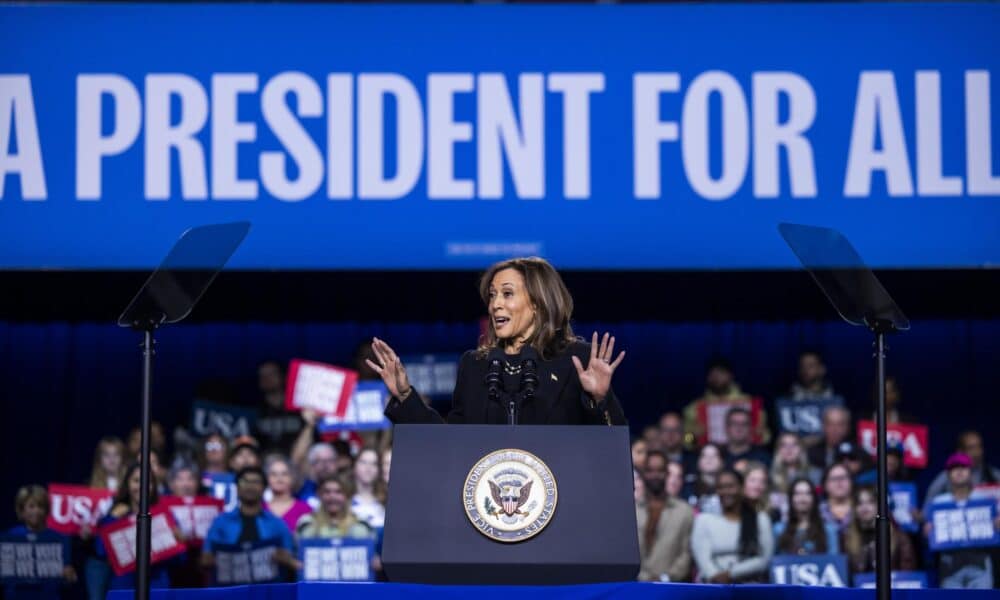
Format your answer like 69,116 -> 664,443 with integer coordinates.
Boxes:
263,455 -> 312,532
96,463 -> 175,591
658,412 -> 697,473
684,358 -> 770,448
88,437 -> 126,492
819,463 -> 854,533
202,466 -> 299,574
125,422 -> 167,461
199,433 -> 230,482
741,462 -> 771,516
924,452 -> 998,589
636,451 -> 694,582
167,460 -> 200,498
351,447 -> 387,529
6,485 -> 77,600
807,406 -> 852,470
773,478 -> 839,555
228,436 -> 262,472
788,350 -> 838,402
843,485 -> 916,577
690,443 -> 725,513
722,408 -> 772,468
631,438 -> 649,470
691,469 -> 774,583
296,442 -> 339,509
769,433 -> 822,520
924,431 -> 1000,511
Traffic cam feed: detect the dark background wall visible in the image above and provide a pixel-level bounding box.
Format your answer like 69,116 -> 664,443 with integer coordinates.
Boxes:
1,269 -> 998,528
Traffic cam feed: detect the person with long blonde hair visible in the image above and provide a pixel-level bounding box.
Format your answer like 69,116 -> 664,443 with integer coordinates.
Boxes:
88,436 -> 126,491
367,257 -> 627,426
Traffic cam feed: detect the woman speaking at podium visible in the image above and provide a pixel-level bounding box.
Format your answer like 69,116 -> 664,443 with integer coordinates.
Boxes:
366,257 -> 627,426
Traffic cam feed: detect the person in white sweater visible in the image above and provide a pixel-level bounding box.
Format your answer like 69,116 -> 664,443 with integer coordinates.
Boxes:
691,468 -> 774,583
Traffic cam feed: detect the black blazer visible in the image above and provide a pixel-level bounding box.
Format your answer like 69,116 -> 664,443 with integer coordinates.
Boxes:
384,341 -> 627,426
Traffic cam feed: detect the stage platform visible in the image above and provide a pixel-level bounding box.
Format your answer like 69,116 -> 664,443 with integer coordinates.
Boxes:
109,582 -> 999,599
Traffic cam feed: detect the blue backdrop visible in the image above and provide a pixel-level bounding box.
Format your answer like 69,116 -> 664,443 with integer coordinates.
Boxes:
1,3 -> 999,269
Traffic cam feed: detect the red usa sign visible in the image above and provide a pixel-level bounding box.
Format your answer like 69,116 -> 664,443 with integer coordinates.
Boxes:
857,421 -> 929,468
98,507 -> 185,576
46,484 -> 114,536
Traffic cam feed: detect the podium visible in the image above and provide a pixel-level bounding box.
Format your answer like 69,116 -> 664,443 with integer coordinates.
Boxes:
382,424 -> 639,585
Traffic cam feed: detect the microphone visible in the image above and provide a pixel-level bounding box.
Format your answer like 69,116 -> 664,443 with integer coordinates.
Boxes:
519,346 -> 540,400
485,347 -> 505,402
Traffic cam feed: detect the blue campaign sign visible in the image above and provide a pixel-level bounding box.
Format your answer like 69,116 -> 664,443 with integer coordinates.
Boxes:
190,400 -> 257,438
317,381 -> 391,432
299,537 -> 374,582
1,4 -> 999,270
213,539 -> 283,585
402,354 -> 460,399
0,530 -> 68,583
774,396 -> 845,436
854,571 -> 928,589
770,553 -> 849,587
928,498 -> 1000,551
889,482 -> 919,533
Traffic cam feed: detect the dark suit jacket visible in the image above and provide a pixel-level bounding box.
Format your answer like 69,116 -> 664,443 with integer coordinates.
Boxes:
384,341 -> 627,425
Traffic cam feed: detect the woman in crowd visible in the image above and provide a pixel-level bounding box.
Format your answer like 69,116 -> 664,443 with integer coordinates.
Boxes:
632,438 -> 649,470
773,478 -> 839,555
167,460 -> 200,498
88,436 -> 126,492
199,433 -> 230,482
263,454 -> 312,532
842,485 -> 916,576
297,474 -> 376,541
5,486 -> 77,600
691,469 -> 774,583
96,462 -> 179,591
351,447 -> 387,529
769,433 -> 821,519
741,462 -> 770,515
689,443 -> 724,513
819,463 -> 854,533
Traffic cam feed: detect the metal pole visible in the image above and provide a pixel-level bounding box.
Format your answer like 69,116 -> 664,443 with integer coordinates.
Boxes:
136,329 -> 155,600
874,328 -> 891,600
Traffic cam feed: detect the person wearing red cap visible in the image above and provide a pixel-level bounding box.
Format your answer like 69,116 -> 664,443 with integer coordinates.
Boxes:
923,452 -> 1000,589
924,431 -> 1000,514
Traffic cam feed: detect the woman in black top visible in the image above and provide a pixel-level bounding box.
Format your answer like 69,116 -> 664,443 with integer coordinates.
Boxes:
367,257 -> 627,425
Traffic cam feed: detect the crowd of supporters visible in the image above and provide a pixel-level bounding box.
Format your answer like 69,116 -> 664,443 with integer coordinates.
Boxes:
4,349 -> 998,597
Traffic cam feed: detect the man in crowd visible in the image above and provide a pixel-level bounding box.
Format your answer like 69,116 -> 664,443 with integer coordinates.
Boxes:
296,442 -> 339,509
683,357 -> 769,448
228,435 -> 262,472
202,466 -> 299,572
721,407 -> 771,468
658,412 -> 696,473
807,405 -> 852,470
924,430 -> 1000,507
788,350 -> 840,401
923,453 -> 998,589
636,451 -> 693,582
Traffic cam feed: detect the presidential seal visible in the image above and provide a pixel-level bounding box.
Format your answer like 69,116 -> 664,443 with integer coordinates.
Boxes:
463,449 -> 557,543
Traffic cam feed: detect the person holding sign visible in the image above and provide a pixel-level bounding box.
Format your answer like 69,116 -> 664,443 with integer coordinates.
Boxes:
3,486 -> 76,600
690,469 -> 774,583
368,257 -> 627,426
296,474 -> 379,580
924,453 -> 1000,589
95,463 -> 181,590
202,466 -> 300,576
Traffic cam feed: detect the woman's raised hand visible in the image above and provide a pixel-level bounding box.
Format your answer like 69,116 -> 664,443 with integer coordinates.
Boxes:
365,337 -> 412,399
571,331 -> 626,402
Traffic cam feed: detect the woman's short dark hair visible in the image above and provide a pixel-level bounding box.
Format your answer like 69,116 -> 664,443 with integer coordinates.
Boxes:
476,257 -> 577,360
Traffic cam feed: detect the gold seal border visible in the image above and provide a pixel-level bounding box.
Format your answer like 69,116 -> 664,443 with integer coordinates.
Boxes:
462,448 -> 558,544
